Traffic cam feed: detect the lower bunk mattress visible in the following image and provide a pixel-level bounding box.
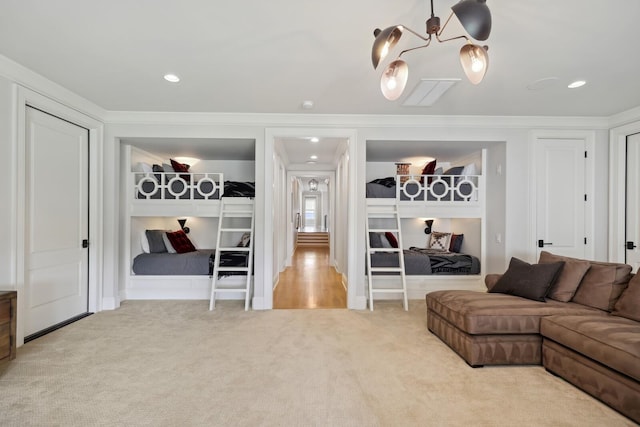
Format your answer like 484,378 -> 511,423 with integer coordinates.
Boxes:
370,247 -> 480,275
132,249 -> 249,276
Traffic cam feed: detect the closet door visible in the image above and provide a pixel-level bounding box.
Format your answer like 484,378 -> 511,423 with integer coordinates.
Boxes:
25,107 -> 89,337
535,138 -> 586,259
626,132 -> 640,272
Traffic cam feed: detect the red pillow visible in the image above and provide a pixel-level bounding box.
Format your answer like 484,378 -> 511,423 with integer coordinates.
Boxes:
165,230 -> 196,253
384,231 -> 399,248
170,159 -> 191,183
420,159 -> 437,184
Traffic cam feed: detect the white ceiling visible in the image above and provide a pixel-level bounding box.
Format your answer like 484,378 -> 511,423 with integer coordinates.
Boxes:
1,0 -> 639,118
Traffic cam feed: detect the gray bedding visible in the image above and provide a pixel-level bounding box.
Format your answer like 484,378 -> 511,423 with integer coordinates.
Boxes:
132,249 -> 215,275
366,178 -> 474,201
369,248 -> 480,275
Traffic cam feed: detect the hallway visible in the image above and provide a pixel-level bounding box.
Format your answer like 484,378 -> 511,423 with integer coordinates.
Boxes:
273,246 -> 346,309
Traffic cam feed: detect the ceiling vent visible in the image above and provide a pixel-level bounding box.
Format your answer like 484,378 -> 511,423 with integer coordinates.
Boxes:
402,79 -> 460,107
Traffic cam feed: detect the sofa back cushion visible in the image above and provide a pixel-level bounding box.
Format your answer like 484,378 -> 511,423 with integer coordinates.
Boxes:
538,251 -> 591,302
571,261 -> 632,311
612,273 -> 640,321
489,257 -> 564,302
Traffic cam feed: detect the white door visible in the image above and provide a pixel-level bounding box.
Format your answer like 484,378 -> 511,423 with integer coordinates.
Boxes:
625,132 -> 640,272
536,138 -> 586,259
25,107 -> 89,337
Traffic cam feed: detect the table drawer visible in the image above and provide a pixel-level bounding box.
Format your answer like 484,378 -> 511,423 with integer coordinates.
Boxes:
0,323 -> 9,360
0,299 -> 10,323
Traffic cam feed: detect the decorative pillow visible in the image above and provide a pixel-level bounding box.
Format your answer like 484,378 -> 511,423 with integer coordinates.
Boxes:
140,231 -> 151,253
461,163 -> 477,177
379,233 -> 392,248
162,232 -> 177,254
152,164 -> 164,182
165,229 -> 196,253
434,167 -> 443,175
369,232 -> 383,248
449,234 -> 464,253
429,232 -> 451,251
489,257 -> 564,302
384,231 -> 399,248
612,273 -> 640,321
170,159 -> 191,183
237,232 -> 251,248
162,162 -> 176,180
145,230 -> 168,253
572,261 -> 632,311
484,273 -> 502,291
443,166 -> 464,175
538,251 -> 591,302
420,159 -> 437,184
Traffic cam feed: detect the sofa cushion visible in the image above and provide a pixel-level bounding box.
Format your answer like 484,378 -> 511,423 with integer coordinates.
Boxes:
426,290 -> 603,335
489,257 -> 564,302
538,251 -> 591,302
571,261 -> 632,311
541,314 -> 640,382
612,273 -> 640,322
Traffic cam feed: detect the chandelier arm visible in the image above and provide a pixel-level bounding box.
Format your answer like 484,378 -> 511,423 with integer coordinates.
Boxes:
435,34 -> 470,44
437,11 -> 455,37
401,26 -> 431,42
398,39 -> 432,57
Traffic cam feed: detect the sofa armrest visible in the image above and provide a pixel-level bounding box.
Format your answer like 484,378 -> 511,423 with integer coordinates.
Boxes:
485,274 -> 502,291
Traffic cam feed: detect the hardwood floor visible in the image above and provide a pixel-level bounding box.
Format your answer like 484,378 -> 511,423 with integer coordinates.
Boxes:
273,245 -> 346,309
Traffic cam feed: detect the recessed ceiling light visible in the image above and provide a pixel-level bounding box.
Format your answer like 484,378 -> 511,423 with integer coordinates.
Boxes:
310,155 -> 318,160
568,80 -> 586,89
164,74 -> 180,83
302,100 -> 314,109
310,137 -> 319,143
306,160 -> 316,164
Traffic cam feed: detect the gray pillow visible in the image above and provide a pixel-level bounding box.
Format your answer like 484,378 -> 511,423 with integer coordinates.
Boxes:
145,229 -> 168,253
489,257 -> 564,302
369,232 -> 383,248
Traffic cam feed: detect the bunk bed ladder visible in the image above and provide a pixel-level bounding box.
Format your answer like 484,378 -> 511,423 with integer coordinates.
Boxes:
209,198 -> 255,311
366,200 -> 408,311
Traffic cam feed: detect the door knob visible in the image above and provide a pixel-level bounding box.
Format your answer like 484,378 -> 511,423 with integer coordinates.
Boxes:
538,240 -> 553,248
627,241 -> 637,250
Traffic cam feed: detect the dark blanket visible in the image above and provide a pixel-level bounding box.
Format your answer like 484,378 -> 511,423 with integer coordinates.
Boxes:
408,247 -> 480,274
224,181 -> 255,197
215,251 -> 251,277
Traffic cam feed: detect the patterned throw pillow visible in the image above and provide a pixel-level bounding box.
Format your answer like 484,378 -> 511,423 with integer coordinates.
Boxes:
165,229 -> 196,253
429,231 -> 452,251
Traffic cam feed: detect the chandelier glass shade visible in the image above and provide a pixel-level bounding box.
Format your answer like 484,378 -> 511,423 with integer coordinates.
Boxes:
372,0 -> 492,100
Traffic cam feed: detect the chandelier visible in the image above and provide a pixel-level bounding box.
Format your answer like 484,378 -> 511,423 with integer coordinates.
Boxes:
371,0 -> 492,100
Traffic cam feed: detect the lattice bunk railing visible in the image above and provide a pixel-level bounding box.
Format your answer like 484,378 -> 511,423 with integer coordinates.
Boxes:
396,174 -> 481,203
132,172 -> 224,201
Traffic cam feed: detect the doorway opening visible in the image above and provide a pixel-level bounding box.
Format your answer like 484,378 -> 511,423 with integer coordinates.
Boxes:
271,133 -> 351,309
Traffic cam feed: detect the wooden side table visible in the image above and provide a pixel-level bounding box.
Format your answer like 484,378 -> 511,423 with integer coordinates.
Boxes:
0,291 -> 17,362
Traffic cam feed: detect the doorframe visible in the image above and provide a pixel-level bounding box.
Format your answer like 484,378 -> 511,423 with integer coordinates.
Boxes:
528,130 -> 595,263
610,120 -> 640,263
15,87 -> 104,345
265,127 -> 358,310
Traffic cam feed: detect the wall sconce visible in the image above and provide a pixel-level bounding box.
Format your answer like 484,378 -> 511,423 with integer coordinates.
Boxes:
424,219 -> 434,234
177,218 -> 190,234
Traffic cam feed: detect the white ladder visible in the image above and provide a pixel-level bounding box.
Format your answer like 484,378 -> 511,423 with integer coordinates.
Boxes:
209,198 -> 254,311
366,199 -> 408,311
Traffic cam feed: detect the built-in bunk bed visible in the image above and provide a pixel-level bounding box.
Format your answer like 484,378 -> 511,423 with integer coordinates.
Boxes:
120,141 -> 255,301
365,144 -> 486,297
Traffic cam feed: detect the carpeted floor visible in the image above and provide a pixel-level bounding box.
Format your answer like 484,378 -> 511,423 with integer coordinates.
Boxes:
0,300 -> 635,426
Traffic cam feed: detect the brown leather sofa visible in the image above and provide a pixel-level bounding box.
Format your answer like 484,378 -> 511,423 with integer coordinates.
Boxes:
425,251 -> 640,423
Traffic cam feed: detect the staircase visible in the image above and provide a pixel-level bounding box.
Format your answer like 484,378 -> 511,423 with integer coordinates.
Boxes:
296,232 -> 329,247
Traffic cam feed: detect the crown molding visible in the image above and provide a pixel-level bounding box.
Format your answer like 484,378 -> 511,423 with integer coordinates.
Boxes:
0,54 -> 106,121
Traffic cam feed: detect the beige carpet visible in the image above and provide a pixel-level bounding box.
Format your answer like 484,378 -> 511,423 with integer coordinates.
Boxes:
0,300 -> 635,427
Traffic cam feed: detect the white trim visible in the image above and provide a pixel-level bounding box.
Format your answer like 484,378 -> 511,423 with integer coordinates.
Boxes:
103,110 -> 611,130
15,86 -> 104,346
609,120 -> 640,263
